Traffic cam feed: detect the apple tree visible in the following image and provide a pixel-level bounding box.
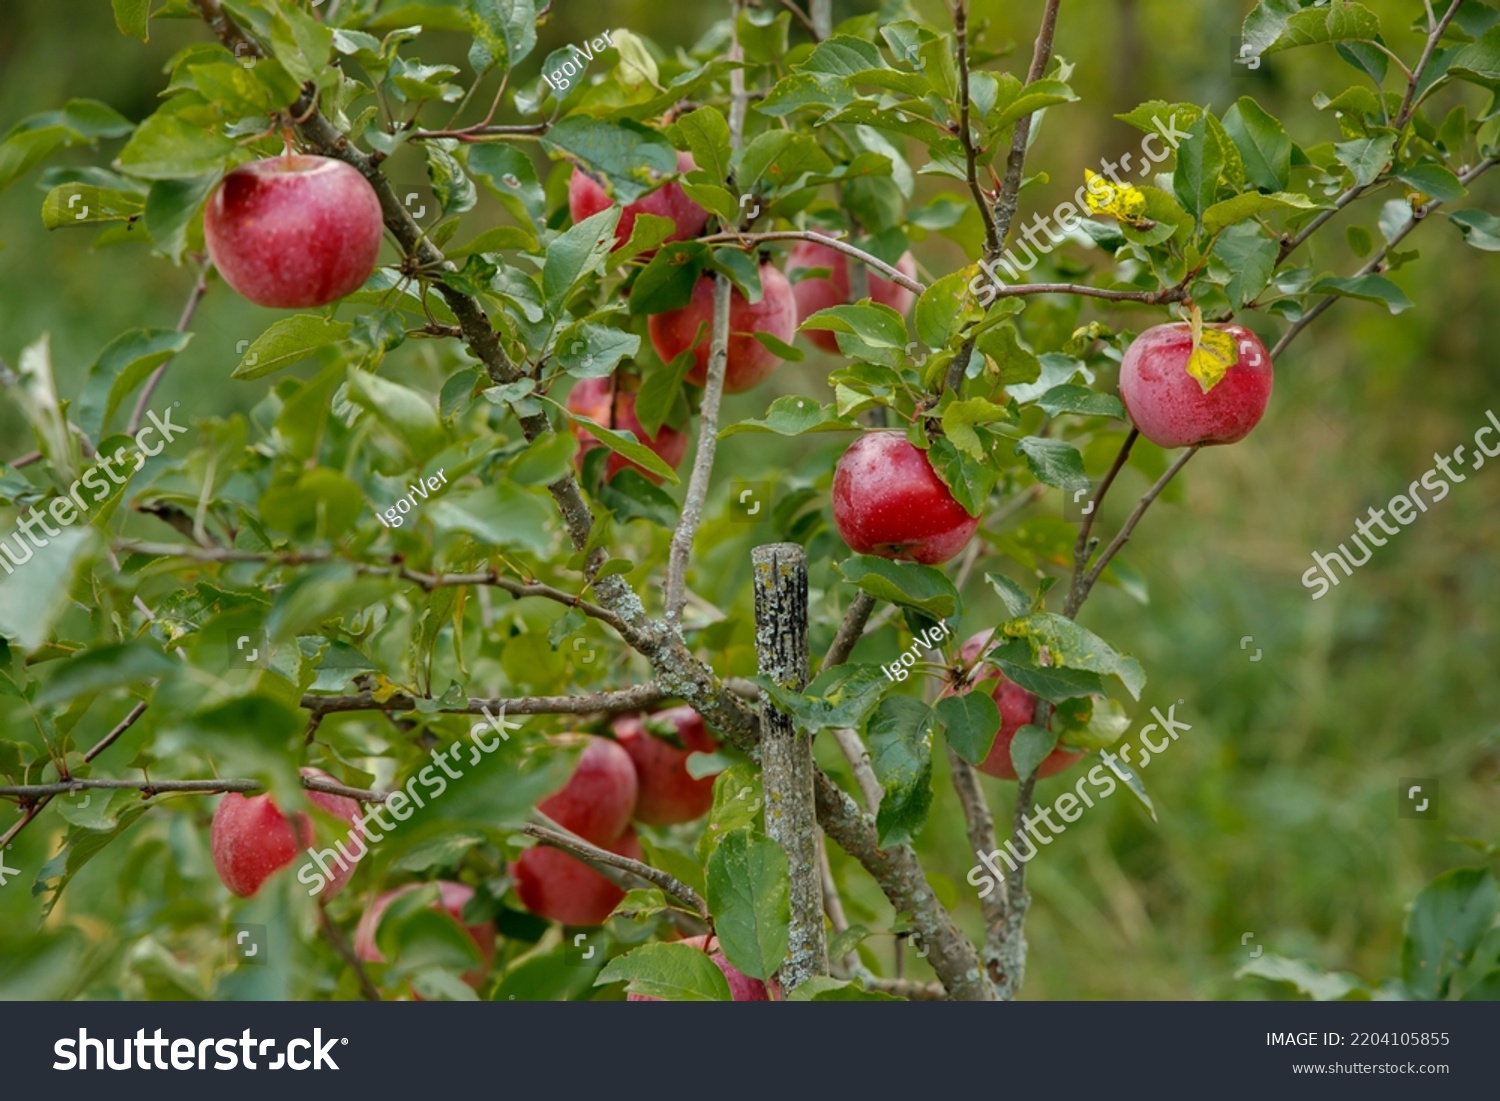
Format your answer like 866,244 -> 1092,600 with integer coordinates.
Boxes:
0,0 -> 1497,1001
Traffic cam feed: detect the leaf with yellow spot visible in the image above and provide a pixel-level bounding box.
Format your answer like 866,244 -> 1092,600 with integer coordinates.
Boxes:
369,673 -> 408,704
1083,169 -> 1148,224
1185,307 -> 1239,393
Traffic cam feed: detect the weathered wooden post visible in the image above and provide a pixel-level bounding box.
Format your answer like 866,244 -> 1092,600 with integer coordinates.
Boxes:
752,541 -> 828,991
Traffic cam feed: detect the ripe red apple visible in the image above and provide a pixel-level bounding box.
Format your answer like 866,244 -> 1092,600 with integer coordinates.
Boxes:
787,235 -> 917,353
1118,322 -> 1274,448
538,736 -> 639,844
565,377 -> 690,483
958,631 -> 1084,781
513,827 -> 642,926
569,151 -> 708,251
831,431 -> 979,565
612,706 -> 718,825
627,935 -> 774,1001
204,154 -> 383,309
646,265 -> 797,393
354,881 -> 496,990
210,768 -> 361,898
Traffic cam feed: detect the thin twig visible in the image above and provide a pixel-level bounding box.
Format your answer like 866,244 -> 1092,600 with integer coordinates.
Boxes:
128,259 -> 209,436
696,231 -> 925,295
664,9 -> 747,627
1397,0 -> 1465,126
0,775 -> 388,802
989,0 -> 1063,254
522,821 -> 709,919
1076,445 -> 1200,605
776,0 -> 820,38
317,901 -> 382,1001
822,591 -> 876,670
955,1 -> 1000,256
1064,427 -> 1137,618
301,683 -> 667,717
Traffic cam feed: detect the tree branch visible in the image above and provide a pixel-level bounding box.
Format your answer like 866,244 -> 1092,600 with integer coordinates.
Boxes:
696,230 -> 925,295
1064,427 -> 1137,618
989,0 -> 1063,254
127,258 -> 209,437
300,684 -> 667,718
523,820 -> 709,920
954,1 -> 1001,256
1076,445 -> 1200,606
0,774 -> 388,802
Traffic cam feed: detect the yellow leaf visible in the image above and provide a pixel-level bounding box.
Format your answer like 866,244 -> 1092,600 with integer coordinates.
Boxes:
1185,316 -> 1239,393
1083,169 -> 1148,224
369,674 -> 407,704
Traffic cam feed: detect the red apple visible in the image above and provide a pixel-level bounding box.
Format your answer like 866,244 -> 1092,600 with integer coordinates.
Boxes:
538,736 -> 639,845
354,881 -> 496,990
787,235 -> 917,353
513,827 -> 642,926
612,706 -> 718,825
627,935 -> 774,1001
565,377 -> 690,483
958,630 -> 1084,781
569,151 -> 708,251
646,265 -> 797,393
1118,322 -> 1273,448
831,431 -> 979,565
204,154 -> 383,309
210,768 -> 361,898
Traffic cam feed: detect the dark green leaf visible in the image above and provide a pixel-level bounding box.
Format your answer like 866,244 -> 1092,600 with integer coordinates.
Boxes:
597,942 -> 733,1001
865,696 -> 935,846
1009,723 -> 1058,781
1001,613 -> 1146,700
1015,437 -> 1089,492
705,829 -> 790,981
1308,274 -> 1412,313
541,117 -> 677,204
233,316 -> 352,380
1402,868 -> 1500,1000
836,555 -> 960,620
935,692 -> 1001,767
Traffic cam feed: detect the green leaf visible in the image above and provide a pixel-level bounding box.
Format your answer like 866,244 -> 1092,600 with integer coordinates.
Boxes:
233,315 -> 352,380
571,416 -> 679,484
116,109 -> 236,181
346,368 -> 447,464
1222,98 -> 1291,192
112,0 -> 151,41
144,173 -> 217,263
941,397 -> 1012,460
35,794 -> 153,915
1334,133 -> 1396,187
836,555 -> 960,620
634,348 -> 695,437
985,638 -> 1108,703
800,301 -> 907,363
705,830 -> 790,981
697,764 -> 764,864
935,692 -> 1001,767
720,395 -> 859,437
1393,164 -> 1466,203
974,321 -> 1041,385
1402,868 -> 1500,1000
1173,115 -> 1223,228
986,573 -> 1034,619
597,942 -> 733,1001
1109,751 -> 1156,820
543,207 -> 620,312
675,106 -> 731,186
426,145 -> 477,216
35,643 -> 176,708
542,117 -> 678,204
1260,1 -> 1381,55
1015,437 -> 1089,492
41,183 -> 144,229
0,100 -> 133,193
556,320 -> 640,379
914,268 -> 983,350
787,976 -> 903,1001
1308,274 -> 1412,313
75,328 -> 193,441
865,696 -> 935,847
1448,209 -> 1500,251
755,72 -> 855,118
1202,190 -> 1324,234
1036,385 -> 1125,419
1009,723 -> 1059,781
798,34 -> 886,76
992,78 -> 1078,130
0,529 -> 98,653
268,3 -> 334,84
925,437 -> 1000,517
757,663 -> 887,735
1236,954 -> 1367,1001
467,143 -> 545,224
466,0 -> 538,74
1001,613 -> 1146,700
1450,24 -> 1500,85
628,242 -> 706,316
1212,228 -> 1278,308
